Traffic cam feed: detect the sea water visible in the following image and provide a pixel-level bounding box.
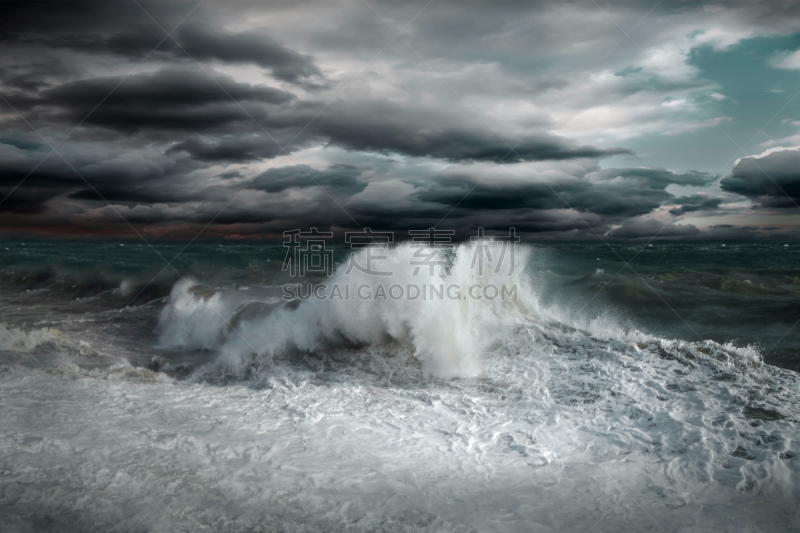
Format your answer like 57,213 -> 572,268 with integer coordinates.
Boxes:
0,237 -> 798,531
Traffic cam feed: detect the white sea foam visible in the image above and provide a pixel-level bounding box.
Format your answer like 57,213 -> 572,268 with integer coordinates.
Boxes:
157,243 -> 774,382
5,244 -> 798,531
1,246 -> 799,531
157,278 -> 229,351
159,243 -> 539,378
2,308 -> 799,531
0,323 -> 66,352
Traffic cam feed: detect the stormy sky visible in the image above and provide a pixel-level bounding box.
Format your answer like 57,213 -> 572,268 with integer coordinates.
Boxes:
2,0 -> 800,240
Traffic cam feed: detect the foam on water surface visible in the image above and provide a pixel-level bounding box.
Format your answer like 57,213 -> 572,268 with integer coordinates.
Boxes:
1,243 -> 799,531
159,243 -> 538,379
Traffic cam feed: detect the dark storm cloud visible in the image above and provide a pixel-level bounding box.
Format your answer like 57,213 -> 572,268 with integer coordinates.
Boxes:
5,67 -> 294,134
313,102 -> 630,163
588,168 -> 713,188
0,139 -> 202,211
721,149 -> 800,208
489,209 -> 608,234
415,176 -> 571,211
0,0 -> 778,238
0,140 -> 115,217
0,189 -> 52,215
573,169 -> 715,217
0,142 -> 87,214
668,194 -> 723,215
0,0 -> 188,36
417,168 -> 714,218
0,156 -> 82,189
64,157 -> 208,204
175,24 -> 321,83
64,175 -> 202,205
168,137 -> 286,162
608,219 -> 700,239
1,2 -> 321,84
0,60 -> 73,92
46,24 -> 322,84
3,62 -> 626,165
250,164 -> 366,193
164,99 -> 629,163
43,67 -> 293,109
68,187 -> 178,204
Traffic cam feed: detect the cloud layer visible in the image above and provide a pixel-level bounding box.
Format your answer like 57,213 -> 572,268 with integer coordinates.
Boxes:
1,0 -> 799,239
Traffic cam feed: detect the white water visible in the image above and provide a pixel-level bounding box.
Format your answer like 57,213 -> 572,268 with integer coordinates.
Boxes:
159,243 -> 537,379
1,244 -> 799,531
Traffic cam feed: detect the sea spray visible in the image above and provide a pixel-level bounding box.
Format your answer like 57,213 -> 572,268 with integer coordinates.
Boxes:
157,278 -> 229,351
158,242 -> 538,378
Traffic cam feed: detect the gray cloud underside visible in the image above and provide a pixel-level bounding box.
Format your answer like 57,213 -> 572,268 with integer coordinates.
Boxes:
721,149 -> 800,208
2,65 -> 627,163
667,194 -> 724,215
2,2 -> 320,83
0,0 -> 795,238
416,168 -> 713,217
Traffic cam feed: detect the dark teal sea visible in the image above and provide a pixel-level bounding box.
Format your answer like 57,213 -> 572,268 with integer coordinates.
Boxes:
1,236 -> 798,372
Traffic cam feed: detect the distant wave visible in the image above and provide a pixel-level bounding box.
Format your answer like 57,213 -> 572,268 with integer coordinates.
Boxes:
0,323 -> 67,353
0,267 -> 178,307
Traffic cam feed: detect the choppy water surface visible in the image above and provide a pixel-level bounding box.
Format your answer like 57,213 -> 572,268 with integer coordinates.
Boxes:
0,236 -> 798,532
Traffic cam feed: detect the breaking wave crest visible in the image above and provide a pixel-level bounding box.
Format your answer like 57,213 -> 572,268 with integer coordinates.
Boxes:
157,243 -> 769,381
159,243 -> 538,378
0,323 -> 67,352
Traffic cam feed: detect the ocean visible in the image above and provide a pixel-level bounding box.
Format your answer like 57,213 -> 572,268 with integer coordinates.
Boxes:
1,236 -> 799,532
